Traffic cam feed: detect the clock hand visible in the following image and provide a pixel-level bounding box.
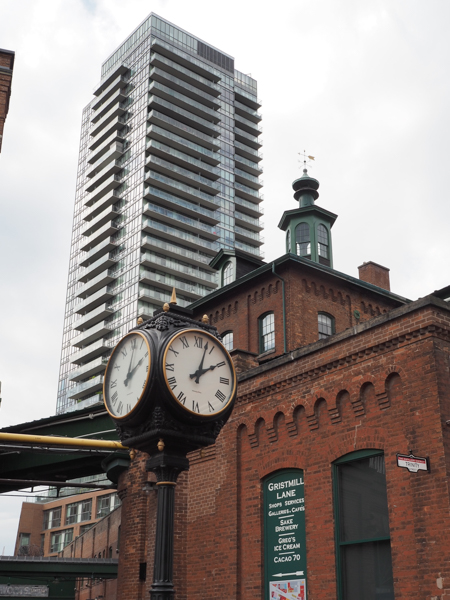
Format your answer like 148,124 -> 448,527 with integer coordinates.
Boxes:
189,362 -> 219,383
189,342 -> 209,384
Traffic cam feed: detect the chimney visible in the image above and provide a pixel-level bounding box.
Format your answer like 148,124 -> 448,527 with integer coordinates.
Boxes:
358,261 -> 390,291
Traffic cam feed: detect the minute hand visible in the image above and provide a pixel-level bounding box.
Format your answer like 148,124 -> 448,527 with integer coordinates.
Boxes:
189,343 -> 209,384
189,363 -> 219,383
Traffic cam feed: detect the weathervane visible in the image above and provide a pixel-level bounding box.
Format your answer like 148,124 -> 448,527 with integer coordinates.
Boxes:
298,150 -> 315,171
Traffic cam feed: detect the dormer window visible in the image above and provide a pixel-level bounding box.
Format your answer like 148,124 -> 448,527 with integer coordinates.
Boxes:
223,261 -> 234,286
295,223 -> 311,258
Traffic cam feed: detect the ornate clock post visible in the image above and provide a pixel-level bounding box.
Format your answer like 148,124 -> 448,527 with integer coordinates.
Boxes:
103,297 -> 237,599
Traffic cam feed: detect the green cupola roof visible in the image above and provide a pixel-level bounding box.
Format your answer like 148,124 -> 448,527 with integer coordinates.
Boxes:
278,169 -> 338,268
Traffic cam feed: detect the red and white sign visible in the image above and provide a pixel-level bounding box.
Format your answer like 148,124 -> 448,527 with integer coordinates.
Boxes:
396,453 -> 429,473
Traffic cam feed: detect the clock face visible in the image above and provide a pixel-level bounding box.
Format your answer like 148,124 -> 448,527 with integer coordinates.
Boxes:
162,329 -> 236,418
103,331 -> 151,420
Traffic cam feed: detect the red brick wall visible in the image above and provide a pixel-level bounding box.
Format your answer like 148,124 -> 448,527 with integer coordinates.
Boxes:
0,50 -> 14,153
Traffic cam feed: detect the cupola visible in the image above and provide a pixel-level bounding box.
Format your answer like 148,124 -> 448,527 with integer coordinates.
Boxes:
278,169 -> 337,268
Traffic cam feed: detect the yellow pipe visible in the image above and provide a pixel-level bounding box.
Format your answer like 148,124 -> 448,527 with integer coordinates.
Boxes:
0,432 -> 128,450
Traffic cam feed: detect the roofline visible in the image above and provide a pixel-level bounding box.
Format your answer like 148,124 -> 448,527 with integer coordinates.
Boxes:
1,404 -> 108,434
189,253 -> 411,309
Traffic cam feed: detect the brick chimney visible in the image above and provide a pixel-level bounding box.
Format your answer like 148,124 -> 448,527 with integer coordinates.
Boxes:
358,261 -> 390,291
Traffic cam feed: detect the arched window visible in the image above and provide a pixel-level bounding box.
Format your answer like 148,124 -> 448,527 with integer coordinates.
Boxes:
333,450 -> 394,599
318,312 -> 334,339
295,223 -> 311,257
286,229 -> 291,253
223,261 -> 234,286
317,224 -> 329,260
259,312 -> 275,353
222,331 -> 233,351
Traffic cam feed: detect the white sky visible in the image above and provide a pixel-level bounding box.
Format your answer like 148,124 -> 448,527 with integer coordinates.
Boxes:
1,0 -> 449,555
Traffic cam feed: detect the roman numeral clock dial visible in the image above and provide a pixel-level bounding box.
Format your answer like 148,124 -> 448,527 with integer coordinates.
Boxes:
103,331 -> 152,421
162,329 -> 236,420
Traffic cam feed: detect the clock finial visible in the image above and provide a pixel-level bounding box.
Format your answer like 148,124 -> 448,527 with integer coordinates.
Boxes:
170,287 -> 177,304
137,316 -> 144,325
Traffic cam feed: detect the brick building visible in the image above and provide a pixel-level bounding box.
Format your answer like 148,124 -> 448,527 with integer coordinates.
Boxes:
112,172 -> 450,599
0,48 -> 14,153
15,489 -> 120,557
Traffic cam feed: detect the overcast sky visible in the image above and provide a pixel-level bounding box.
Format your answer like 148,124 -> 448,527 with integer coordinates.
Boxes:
1,0 -> 449,554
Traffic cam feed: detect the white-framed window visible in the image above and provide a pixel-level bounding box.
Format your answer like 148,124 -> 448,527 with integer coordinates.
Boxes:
43,507 -> 61,530
317,224 -> 329,259
295,223 -> 311,257
222,331 -> 233,351
66,499 -> 92,524
223,261 -> 234,286
50,528 -> 73,553
260,313 -> 275,353
96,493 -> 121,519
318,313 -> 334,339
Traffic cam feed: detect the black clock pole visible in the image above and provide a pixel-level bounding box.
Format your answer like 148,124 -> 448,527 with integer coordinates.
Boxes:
147,450 -> 190,600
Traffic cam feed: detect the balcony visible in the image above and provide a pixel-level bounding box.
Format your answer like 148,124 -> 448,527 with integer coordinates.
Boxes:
141,235 -> 212,267
234,153 -> 263,176
235,113 -> 263,137
144,170 -> 217,210
86,142 -> 124,179
235,182 -> 263,203
139,269 -> 212,300
92,76 -> 128,113
69,356 -> 109,382
85,174 -> 122,206
71,339 -> 113,365
89,115 -> 126,151
74,286 -> 115,314
81,204 -> 120,237
234,196 -> 264,218
148,94 -> 220,137
76,269 -> 118,299
235,168 -> 263,190
79,237 -> 117,267
150,53 -> 220,96
143,185 -> 219,225
235,240 -> 264,258
147,111 -> 220,151
234,127 -> 262,150
139,286 -> 192,309
150,67 -> 220,110
93,63 -> 129,97
72,303 -> 114,331
151,39 -> 220,82
72,321 -> 114,348
66,394 -> 104,412
141,251 -> 217,286
235,141 -> 263,163
80,220 -> 119,252
85,160 -> 122,192
147,125 -> 219,165
146,139 -> 220,180
90,103 -> 127,139
142,218 -> 218,254
234,87 -> 262,110
87,131 -> 125,165
68,375 -> 103,400
235,225 -> 264,246
78,252 -> 118,283
145,155 -> 220,195
235,211 -> 264,232
234,100 -> 262,123
143,201 -> 219,240
149,81 -> 220,123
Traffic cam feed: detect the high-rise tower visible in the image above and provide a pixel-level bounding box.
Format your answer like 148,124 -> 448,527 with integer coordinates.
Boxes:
56,14 -> 263,414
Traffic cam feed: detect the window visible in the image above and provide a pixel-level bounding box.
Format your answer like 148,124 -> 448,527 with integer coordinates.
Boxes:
286,229 -> 291,253
19,533 -> 30,548
96,493 -> 121,518
295,223 -> 311,257
318,313 -> 334,339
317,224 -> 330,265
333,451 -> 394,600
79,523 -> 94,536
259,313 -> 275,353
43,507 -> 61,530
66,499 -> 92,524
223,261 -> 234,286
222,331 -> 233,351
50,528 -> 73,553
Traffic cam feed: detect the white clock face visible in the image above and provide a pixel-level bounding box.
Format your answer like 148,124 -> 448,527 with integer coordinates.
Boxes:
163,329 -> 236,417
104,332 -> 151,420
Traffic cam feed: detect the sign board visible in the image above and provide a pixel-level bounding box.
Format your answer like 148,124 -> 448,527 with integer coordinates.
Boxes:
0,585 -> 49,597
264,469 -> 307,600
396,453 -> 429,473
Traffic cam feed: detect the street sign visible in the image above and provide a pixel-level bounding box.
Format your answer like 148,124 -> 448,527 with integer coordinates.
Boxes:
0,585 -> 49,597
264,469 -> 307,600
396,453 -> 429,473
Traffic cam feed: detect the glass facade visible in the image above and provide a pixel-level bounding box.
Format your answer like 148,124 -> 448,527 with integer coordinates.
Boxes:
56,14 -> 263,414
